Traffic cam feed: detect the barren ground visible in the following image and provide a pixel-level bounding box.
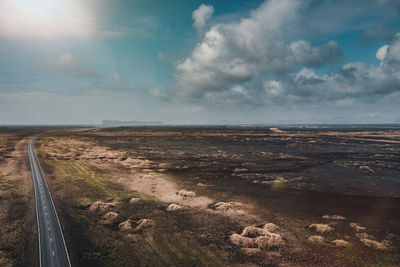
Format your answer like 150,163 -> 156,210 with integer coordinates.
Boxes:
31,126 -> 400,266
0,128 -> 37,267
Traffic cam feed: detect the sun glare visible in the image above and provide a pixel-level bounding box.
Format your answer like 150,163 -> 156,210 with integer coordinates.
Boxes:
0,0 -> 95,39
14,0 -> 71,15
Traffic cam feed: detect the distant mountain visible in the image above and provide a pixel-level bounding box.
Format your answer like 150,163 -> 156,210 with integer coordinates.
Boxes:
102,120 -> 162,126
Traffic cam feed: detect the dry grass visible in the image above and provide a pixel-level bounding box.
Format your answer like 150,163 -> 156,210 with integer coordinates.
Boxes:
32,128 -> 400,267
349,222 -> 367,232
322,215 -> 346,220
309,223 -> 334,233
35,132 -> 229,266
0,131 -> 36,266
332,239 -> 351,247
360,239 -> 388,250
308,235 -> 325,244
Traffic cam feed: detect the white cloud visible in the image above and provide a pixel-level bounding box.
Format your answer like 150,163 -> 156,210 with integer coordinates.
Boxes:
277,34 -> 400,102
162,0 -> 342,101
192,4 -> 214,33
153,0 -> 400,107
385,33 -> 400,62
376,45 -> 389,61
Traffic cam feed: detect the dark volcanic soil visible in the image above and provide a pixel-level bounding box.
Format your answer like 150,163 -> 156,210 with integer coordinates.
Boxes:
35,126 -> 400,266
91,126 -> 400,197
82,126 -> 400,266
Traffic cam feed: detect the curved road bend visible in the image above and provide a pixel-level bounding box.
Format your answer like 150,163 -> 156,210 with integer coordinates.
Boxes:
28,136 -> 71,267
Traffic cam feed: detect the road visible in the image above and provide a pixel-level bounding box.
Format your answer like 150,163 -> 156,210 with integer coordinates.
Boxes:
28,136 -> 72,267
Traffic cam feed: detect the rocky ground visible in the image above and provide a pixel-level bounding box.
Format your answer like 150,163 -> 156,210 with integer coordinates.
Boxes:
33,126 -> 400,266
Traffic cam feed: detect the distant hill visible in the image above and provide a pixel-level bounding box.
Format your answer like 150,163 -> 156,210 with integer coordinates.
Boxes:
102,120 -> 162,126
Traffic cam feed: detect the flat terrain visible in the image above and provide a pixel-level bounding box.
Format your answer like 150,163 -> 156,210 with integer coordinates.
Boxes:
0,128 -> 37,266
32,126 -> 400,266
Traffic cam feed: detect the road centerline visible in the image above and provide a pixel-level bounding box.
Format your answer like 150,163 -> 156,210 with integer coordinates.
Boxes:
29,136 -> 72,267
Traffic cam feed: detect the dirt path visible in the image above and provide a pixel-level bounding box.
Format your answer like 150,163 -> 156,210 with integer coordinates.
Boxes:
0,135 -> 36,267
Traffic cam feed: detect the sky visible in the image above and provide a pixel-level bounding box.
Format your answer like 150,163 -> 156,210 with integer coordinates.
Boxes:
0,0 -> 399,125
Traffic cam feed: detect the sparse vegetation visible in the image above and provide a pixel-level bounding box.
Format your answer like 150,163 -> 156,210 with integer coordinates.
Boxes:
0,128 -> 37,267
6,126 -> 398,266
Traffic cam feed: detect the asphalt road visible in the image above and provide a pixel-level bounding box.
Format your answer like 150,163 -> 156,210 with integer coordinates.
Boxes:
28,136 -> 71,267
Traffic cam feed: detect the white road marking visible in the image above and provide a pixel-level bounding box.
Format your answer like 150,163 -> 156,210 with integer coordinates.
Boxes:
30,136 -> 72,267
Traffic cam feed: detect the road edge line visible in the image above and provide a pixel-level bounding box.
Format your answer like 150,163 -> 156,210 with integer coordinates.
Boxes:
32,135 -> 72,267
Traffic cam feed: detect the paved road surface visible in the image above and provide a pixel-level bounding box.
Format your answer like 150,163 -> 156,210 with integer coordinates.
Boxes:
28,136 -> 71,267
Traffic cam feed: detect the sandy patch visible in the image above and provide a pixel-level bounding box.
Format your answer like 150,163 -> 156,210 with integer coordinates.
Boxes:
270,128 -> 285,133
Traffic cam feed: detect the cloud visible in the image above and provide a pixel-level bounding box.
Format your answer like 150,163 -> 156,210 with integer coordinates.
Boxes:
362,21 -> 396,40
376,45 -> 389,61
152,0 -> 400,107
192,4 -> 214,33
269,34 -> 400,103
38,53 -> 98,77
159,0 -> 342,102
